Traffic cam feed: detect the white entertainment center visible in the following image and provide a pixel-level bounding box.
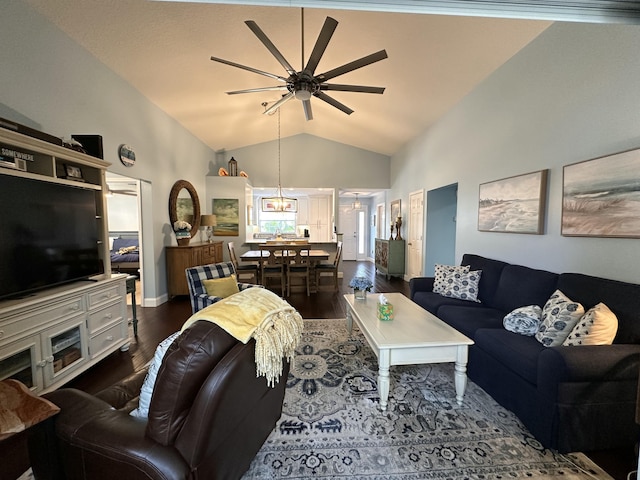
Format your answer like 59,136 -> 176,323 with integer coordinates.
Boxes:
0,127 -> 129,394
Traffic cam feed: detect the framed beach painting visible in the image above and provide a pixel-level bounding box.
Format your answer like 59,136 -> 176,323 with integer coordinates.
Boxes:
562,148 -> 640,238
478,169 -> 548,234
212,198 -> 239,236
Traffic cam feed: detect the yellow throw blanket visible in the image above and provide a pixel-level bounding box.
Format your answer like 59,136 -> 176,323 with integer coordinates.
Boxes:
182,287 -> 303,387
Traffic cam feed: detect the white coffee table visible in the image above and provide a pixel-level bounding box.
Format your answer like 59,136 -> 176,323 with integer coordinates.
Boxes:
344,292 -> 474,411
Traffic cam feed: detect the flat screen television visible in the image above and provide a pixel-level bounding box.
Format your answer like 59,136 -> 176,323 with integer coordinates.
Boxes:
0,174 -> 101,300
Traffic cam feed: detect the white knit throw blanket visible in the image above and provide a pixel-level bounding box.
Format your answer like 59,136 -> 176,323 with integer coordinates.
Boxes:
182,288 -> 303,387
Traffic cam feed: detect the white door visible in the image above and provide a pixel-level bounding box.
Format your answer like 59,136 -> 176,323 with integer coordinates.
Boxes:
339,205 -> 357,260
407,190 -> 424,279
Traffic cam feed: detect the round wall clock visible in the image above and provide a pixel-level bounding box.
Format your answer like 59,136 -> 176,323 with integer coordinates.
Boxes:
118,144 -> 136,167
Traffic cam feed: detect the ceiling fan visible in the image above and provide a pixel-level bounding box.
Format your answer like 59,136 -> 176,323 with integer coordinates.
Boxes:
210,10 -> 388,121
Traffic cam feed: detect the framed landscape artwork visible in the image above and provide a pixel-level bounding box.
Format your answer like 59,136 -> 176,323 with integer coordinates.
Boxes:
212,198 -> 239,236
562,148 -> 640,238
478,169 -> 548,234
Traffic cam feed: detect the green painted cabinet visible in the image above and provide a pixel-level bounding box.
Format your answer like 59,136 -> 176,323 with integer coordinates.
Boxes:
375,239 -> 405,279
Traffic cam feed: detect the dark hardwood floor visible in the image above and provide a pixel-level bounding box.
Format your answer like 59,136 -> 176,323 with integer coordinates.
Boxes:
6,261 -> 635,479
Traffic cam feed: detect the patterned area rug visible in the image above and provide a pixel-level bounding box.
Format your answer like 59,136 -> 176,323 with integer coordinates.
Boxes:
243,319 -> 612,480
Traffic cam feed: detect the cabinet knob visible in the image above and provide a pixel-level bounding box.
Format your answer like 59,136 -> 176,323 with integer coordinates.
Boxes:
0,330 -> 3,338
105,313 -> 112,319
46,356 -> 54,363
106,335 -> 114,342
37,360 -> 47,368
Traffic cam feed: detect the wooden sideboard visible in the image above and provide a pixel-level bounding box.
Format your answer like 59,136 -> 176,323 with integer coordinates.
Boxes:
375,238 -> 405,279
166,241 -> 223,297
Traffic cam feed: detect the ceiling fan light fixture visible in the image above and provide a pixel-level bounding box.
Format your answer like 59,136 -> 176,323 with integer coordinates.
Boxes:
294,89 -> 312,101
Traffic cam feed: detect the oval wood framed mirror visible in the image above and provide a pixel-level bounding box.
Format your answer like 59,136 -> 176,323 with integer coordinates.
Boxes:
169,180 -> 201,239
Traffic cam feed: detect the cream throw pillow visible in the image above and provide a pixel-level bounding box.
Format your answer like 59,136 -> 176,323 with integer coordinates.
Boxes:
563,302 -> 618,346
203,274 -> 239,298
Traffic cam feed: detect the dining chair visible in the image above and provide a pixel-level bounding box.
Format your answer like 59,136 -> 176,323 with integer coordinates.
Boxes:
315,241 -> 343,292
259,244 -> 286,294
228,241 -> 259,284
286,243 -> 311,296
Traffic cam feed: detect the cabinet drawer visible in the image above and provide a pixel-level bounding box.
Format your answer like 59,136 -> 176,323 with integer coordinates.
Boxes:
90,322 -> 125,359
1,297 -> 84,343
88,285 -> 121,308
88,302 -> 123,333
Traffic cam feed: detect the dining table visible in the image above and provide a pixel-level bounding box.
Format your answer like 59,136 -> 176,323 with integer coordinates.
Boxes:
240,247 -> 331,293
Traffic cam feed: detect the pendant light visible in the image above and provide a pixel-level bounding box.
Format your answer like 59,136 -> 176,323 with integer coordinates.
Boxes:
262,106 -> 297,212
352,193 -> 362,209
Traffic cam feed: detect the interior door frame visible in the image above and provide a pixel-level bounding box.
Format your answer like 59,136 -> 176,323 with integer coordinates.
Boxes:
407,189 -> 424,279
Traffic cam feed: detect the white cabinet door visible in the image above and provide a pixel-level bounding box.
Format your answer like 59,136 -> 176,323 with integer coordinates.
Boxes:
309,196 -> 331,242
296,197 -> 309,225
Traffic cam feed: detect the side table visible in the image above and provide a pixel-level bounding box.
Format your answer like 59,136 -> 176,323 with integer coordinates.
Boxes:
126,275 -> 138,336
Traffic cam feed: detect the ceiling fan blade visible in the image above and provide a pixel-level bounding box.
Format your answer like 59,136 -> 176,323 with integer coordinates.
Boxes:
264,92 -> 294,115
211,56 -> 287,82
321,83 -> 385,94
314,92 -> 354,115
245,20 -> 296,76
302,99 -> 313,121
316,50 -> 388,82
303,16 -> 338,76
227,85 -> 288,95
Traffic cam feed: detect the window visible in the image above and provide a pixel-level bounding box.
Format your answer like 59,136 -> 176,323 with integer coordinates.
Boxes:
259,210 -> 297,234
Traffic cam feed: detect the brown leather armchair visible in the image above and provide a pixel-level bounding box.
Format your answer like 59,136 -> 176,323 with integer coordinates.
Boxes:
28,320 -> 290,480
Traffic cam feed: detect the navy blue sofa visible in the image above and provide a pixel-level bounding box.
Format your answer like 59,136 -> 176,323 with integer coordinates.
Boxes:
410,254 -> 640,453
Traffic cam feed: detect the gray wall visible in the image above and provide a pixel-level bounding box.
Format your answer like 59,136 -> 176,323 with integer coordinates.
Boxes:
391,22 -> 640,284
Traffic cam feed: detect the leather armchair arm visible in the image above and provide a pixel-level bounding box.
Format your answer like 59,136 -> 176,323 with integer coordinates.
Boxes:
409,276 -> 435,299
39,388 -> 189,480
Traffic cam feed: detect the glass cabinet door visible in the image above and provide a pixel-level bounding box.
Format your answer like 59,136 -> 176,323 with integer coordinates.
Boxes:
0,336 -> 43,391
43,319 -> 88,387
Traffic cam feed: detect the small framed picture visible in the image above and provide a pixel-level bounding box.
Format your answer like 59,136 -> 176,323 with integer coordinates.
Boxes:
64,164 -> 84,181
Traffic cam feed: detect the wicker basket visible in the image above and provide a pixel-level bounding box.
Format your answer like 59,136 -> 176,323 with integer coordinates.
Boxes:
177,237 -> 190,246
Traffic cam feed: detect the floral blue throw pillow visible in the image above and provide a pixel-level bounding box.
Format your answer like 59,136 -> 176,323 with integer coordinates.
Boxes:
503,305 -> 542,336
433,264 -> 470,295
535,290 -> 584,347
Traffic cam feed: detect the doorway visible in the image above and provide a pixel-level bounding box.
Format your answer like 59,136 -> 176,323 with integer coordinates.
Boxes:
407,189 -> 424,279
339,204 -> 368,261
425,183 -> 458,276
106,172 -> 143,306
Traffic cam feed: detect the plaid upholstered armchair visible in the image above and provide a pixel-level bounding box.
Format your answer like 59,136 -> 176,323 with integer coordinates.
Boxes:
185,261 -> 260,314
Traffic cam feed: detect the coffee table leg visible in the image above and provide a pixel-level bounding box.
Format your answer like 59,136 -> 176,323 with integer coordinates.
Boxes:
346,306 -> 353,334
454,345 -> 469,406
378,349 -> 390,411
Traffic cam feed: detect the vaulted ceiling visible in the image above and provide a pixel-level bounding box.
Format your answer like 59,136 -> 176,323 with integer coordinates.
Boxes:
22,0 -> 557,156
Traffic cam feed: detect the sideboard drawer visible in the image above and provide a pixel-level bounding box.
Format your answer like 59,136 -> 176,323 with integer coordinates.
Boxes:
88,285 -> 121,308
90,322 -> 125,359
87,302 -> 123,333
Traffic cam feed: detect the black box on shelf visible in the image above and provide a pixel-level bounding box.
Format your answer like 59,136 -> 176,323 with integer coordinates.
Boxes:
71,134 -> 104,159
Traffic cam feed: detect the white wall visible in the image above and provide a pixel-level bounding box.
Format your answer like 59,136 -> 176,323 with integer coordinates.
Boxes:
391,22 -> 640,283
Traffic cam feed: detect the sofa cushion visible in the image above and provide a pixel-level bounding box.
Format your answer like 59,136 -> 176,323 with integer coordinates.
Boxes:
474,328 -> 545,385
503,305 -> 542,336
146,321 -> 238,446
437,305 -> 505,339
557,273 -> 640,344
433,264 -> 470,295
461,254 -> 508,306
492,265 -> 558,313
412,291 -> 484,316
563,302 -> 618,346
535,290 -> 585,347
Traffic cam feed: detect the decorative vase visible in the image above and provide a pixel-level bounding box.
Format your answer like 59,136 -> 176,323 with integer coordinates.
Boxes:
395,216 -> 403,240
354,289 -> 367,300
